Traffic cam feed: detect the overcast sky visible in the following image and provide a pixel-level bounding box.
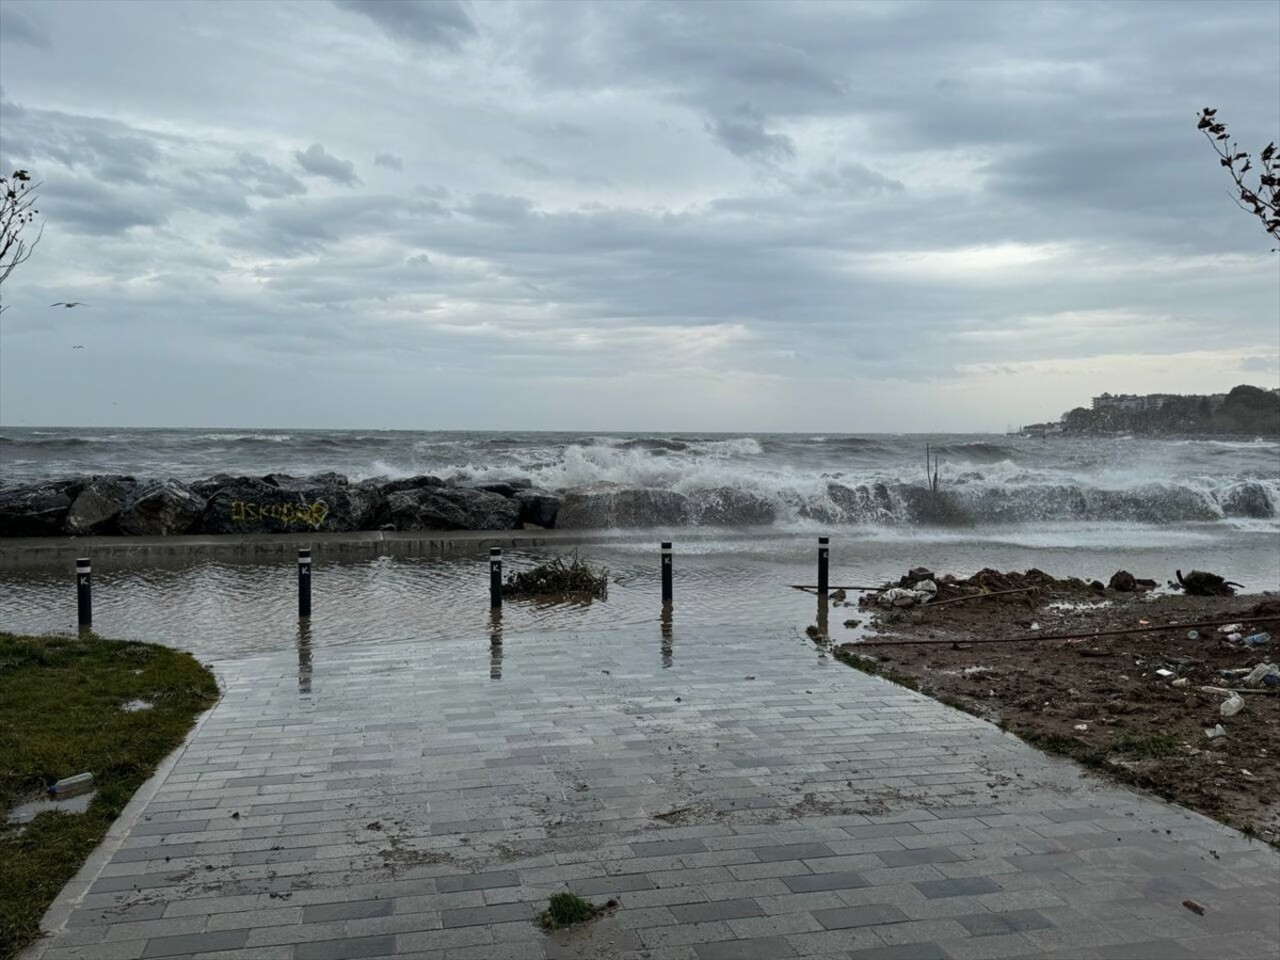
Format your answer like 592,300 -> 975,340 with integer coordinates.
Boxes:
0,0 -> 1277,432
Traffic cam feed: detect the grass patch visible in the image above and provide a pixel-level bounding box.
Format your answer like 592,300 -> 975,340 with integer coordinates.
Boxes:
0,632 -> 218,960
535,891 -> 616,930
504,554 -> 609,601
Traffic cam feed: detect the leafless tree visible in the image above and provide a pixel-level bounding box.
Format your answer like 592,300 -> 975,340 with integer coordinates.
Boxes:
1197,108 -> 1279,247
1,169 -> 43,291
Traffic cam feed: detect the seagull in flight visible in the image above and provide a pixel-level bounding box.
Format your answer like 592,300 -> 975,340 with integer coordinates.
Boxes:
51,301 -> 89,308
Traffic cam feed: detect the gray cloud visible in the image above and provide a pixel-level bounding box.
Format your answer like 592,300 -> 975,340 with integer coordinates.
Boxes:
0,5 -> 51,49
293,143 -> 360,186
705,105 -> 795,163
333,0 -> 475,50
0,0 -> 1275,430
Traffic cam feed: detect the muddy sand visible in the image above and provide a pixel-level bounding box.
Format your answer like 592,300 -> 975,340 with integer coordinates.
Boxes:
824,569 -> 1280,844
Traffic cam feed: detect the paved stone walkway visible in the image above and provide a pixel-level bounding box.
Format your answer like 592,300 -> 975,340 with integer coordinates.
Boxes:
26,618 -> 1280,960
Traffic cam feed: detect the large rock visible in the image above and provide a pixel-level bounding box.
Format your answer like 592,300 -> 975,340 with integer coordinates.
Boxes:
467,478 -> 534,498
66,476 -> 138,535
377,486 -> 519,531
199,477 -> 380,534
513,488 -> 561,528
378,475 -> 446,496
119,480 -> 206,536
0,480 -> 83,536
555,483 -> 690,528
1222,481 -> 1274,519
687,487 -> 776,525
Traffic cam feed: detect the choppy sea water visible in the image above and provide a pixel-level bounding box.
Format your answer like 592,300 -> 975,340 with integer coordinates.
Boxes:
2,427 -> 1278,530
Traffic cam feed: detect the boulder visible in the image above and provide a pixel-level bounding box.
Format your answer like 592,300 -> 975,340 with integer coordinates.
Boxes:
377,486 -> 519,531
1222,481 -> 1274,519
513,489 -> 561,528
378,475 -> 446,496
1108,570 -> 1138,592
0,480 -> 82,536
199,477 -> 378,534
687,487 -> 776,525
66,476 -> 138,535
119,480 -> 206,536
555,483 -> 690,528
468,478 -> 534,498
191,474 -> 257,500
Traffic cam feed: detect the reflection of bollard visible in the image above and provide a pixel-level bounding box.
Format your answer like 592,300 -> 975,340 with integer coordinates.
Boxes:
297,619 -> 313,694
660,602 -> 673,668
815,595 -> 829,643
661,541 -> 673,605
298,548 -> 312,618
489,608 -> 503,681
817,537 -> 829,597
490,548 -> 502,609
76,557 -> 92,629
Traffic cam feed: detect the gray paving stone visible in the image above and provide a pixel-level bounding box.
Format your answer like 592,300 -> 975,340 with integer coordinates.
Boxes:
848,943 -> 954,960
783,871 -> 870,893
751,843 -> 835,863
140,930 -> 249,958
692,937 -> 798,959
813,904 -> 909,929
914,877 -> 1002,899
669,899 -> 765,923
293,935 -> 398,959
955,909 -> 1053,936
300,899 -> 394,923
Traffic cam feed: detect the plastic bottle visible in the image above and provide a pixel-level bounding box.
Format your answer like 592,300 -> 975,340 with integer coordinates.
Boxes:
1243,632 -> 1272,647
47,773 -> 94,798
1220,694 -> 1245,717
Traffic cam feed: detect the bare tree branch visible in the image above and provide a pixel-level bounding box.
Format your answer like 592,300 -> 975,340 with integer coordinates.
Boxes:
1197,108 -> 1280,248
0,170 -> 44,288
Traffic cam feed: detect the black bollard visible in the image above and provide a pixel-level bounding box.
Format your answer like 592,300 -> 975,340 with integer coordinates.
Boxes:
490,547 -> 502,609
817,537 -> 830,597
76,557 -> 92,629
661,541 -> 673,605
489,608 -> 503,681
298,548 -> 312,618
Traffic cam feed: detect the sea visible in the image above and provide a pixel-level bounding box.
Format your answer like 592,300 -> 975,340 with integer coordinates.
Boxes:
1,427 -> 1277,660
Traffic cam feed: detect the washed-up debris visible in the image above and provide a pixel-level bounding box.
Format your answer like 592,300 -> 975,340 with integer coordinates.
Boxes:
1220,693 -> 1246,717
48,773 -> 94,799
1205,724 -> 1227,739
1155,668 -> 1175,678
1172,678 -> 1189,688
1243,632 -> 1272,648
1218,623 -> 1243,634
503,554 -> 608,601
1175,569 -> 1241,597
1243,663 -> 1279,687
842,618 -> 862,629
1182,899 -> 1206,916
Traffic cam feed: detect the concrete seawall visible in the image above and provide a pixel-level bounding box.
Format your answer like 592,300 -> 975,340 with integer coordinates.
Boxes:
0,529 -> 614,569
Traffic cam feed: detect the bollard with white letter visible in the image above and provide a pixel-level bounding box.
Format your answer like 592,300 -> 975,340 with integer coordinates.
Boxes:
490,547 -> 503,609
76,557 -> 92,629
298,548 -> 312,618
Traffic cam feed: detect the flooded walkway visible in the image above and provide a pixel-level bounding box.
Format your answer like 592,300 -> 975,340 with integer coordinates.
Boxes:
24,617 -> 1280,960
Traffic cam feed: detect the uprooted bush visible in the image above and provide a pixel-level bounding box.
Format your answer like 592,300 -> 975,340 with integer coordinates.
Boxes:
535,892 -> 617,930
503,554 -> 609,601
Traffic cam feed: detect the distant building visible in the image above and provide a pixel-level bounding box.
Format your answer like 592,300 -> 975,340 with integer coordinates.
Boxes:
1091,392 -> 1187,413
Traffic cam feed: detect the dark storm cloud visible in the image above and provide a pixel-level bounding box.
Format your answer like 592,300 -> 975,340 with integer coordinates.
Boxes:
0,5 -> 51,49
373,152 -> 403,170
332,0 -> 476,50
293,143 -> 360,186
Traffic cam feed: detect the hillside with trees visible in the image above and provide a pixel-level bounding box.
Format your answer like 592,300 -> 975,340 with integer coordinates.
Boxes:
1061,385 -> 1280,437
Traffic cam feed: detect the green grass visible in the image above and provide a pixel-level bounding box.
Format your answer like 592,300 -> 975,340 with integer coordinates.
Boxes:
0,632 -> 218,960
535,891 -> 616,930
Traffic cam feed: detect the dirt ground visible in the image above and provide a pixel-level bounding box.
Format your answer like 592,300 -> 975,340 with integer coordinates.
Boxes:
824,570 -> 1280,845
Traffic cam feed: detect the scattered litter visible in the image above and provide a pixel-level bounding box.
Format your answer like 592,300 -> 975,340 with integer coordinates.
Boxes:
1220,694 -> 1246,717
1073,723 -> 1089,732
1155,668 -> 1175,678
1241,769 -> 1254,778
1243,632 -> 1272,648
1218,623 -> 1243,634
842,619 -> 862,629
1204,724 -> 1226,739
120,699 -> 153,713
1172,678 -> 1189,688
7,791 -> 95,825
1029,622 -> 1040,631
1186,630 -> 1199,641
1182,899 -> 1206,916
1175,570 -> 1240,597
1242,663 -> 1279,688
48,773 -> 94,799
